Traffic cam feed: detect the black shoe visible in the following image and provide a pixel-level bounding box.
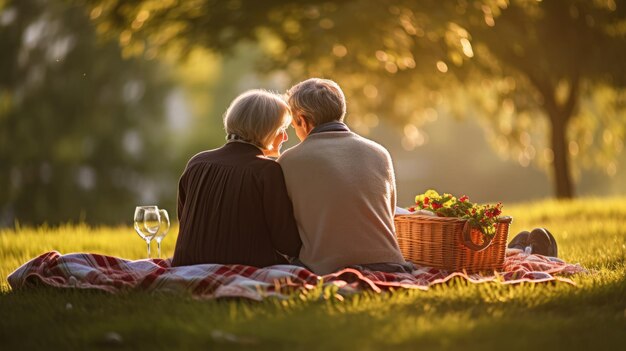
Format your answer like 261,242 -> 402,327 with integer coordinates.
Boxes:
540,227 -> 558,257
508,230 -> 530,250
529,228 -> 558,257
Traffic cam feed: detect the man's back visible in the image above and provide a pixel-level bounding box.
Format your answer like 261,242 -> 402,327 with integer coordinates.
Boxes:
279,131 -> 405,274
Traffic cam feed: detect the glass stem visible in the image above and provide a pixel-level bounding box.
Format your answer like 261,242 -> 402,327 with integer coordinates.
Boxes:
157,240 -> 162,259
146,238 -> 151,259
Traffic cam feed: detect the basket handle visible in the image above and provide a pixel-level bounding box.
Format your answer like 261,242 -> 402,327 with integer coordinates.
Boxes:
461,221 -> 493,252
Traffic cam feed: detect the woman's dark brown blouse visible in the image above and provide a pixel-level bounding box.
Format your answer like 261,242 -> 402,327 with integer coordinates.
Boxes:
171,142 -> 302,267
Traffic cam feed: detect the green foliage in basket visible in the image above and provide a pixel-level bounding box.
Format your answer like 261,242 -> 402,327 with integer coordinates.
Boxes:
410,190 -> 503,237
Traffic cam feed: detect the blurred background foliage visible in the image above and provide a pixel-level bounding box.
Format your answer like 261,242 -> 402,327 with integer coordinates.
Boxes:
1,0 -> 625,226
0,0 -> 176,225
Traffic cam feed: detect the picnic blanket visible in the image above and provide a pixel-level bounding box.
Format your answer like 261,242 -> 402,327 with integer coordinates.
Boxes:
7,250 -> 586,300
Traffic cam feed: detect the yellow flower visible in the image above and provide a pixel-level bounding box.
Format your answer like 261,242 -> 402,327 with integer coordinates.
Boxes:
424,189 -> 440,198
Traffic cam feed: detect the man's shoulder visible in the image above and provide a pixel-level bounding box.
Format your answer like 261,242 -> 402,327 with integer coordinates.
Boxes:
279,132 -> 391,161
277,145 -> 296,164
278,139 -> 314,164
278,133 -> 341,162
343,133 -> 392,161
351,132 -> 389,150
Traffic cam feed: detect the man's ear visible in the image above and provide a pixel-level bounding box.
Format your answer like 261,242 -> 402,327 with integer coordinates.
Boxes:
295,114 -> 307,127
303,115 -> 316,129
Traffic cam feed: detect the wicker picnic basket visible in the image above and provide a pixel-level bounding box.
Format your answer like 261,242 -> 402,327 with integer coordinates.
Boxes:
394,215 -> 513,273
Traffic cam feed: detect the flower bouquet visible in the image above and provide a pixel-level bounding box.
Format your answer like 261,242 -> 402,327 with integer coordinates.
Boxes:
408,189 -> 503,238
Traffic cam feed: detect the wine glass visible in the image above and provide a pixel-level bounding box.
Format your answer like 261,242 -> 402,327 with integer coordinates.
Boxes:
134,206 -> 160,258
154,209 -> 170,258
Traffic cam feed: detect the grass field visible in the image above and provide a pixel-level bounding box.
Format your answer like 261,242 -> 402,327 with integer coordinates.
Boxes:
1,197 -> 626,350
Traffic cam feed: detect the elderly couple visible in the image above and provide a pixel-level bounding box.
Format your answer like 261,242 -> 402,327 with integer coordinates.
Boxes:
171,78 -> 414,275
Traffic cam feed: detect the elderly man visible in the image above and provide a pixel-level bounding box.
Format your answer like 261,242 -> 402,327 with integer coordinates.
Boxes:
278,78 -> 413,275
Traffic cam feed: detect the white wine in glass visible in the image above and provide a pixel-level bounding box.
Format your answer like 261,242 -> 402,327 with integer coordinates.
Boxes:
155,209 -> 170,258
134,206 -> 160,258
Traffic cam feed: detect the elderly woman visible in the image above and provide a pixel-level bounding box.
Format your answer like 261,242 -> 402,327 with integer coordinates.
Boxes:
171,90 -> 301,267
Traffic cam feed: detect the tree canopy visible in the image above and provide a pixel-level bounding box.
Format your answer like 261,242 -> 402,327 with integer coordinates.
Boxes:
75,0 -> 626,198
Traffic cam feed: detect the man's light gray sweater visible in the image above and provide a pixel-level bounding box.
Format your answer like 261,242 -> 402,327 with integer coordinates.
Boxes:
278,131 -> 405,275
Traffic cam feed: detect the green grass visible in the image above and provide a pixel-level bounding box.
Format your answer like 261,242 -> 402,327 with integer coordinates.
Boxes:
1,197 -> 626,350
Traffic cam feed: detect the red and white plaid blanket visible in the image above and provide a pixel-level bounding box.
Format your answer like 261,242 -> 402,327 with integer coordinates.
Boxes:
7,250 -> 586,300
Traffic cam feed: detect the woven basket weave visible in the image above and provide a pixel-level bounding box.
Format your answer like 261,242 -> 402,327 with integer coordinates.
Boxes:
394,215 -> 513,273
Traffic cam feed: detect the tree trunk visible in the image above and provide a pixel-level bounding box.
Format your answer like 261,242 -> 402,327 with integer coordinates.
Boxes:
527,72 -> 579,199
543,78 -> 579,199
549,113 -> 574,199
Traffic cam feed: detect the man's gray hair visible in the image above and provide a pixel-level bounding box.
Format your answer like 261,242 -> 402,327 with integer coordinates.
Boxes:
286,78 -> 346,126
223,89 -> 291,149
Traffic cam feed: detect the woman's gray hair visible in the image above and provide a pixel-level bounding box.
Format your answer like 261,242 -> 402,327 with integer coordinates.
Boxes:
223,89 -> 291,149
286,78 -> 346,126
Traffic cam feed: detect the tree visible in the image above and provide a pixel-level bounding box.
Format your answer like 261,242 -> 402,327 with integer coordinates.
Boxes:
86,0 -> 626,198
0,0 -> 175,225
466,0 -> 626,198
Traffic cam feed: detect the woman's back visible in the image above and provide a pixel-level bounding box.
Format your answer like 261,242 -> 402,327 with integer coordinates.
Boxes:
172,141 -> 301,267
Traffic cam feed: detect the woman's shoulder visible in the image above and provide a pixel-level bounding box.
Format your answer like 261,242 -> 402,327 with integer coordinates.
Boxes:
244,156 -> 286,185
188,149 -> 211,162
253,155 -> 283,174
183,145 -> 284,176
182,149 -> 217,170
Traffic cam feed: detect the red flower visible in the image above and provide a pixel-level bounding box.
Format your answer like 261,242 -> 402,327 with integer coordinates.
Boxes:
408,207 -> 416,212
459,195 -> 469,202
423,197 -> 430,205
431,202 -> 442,209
